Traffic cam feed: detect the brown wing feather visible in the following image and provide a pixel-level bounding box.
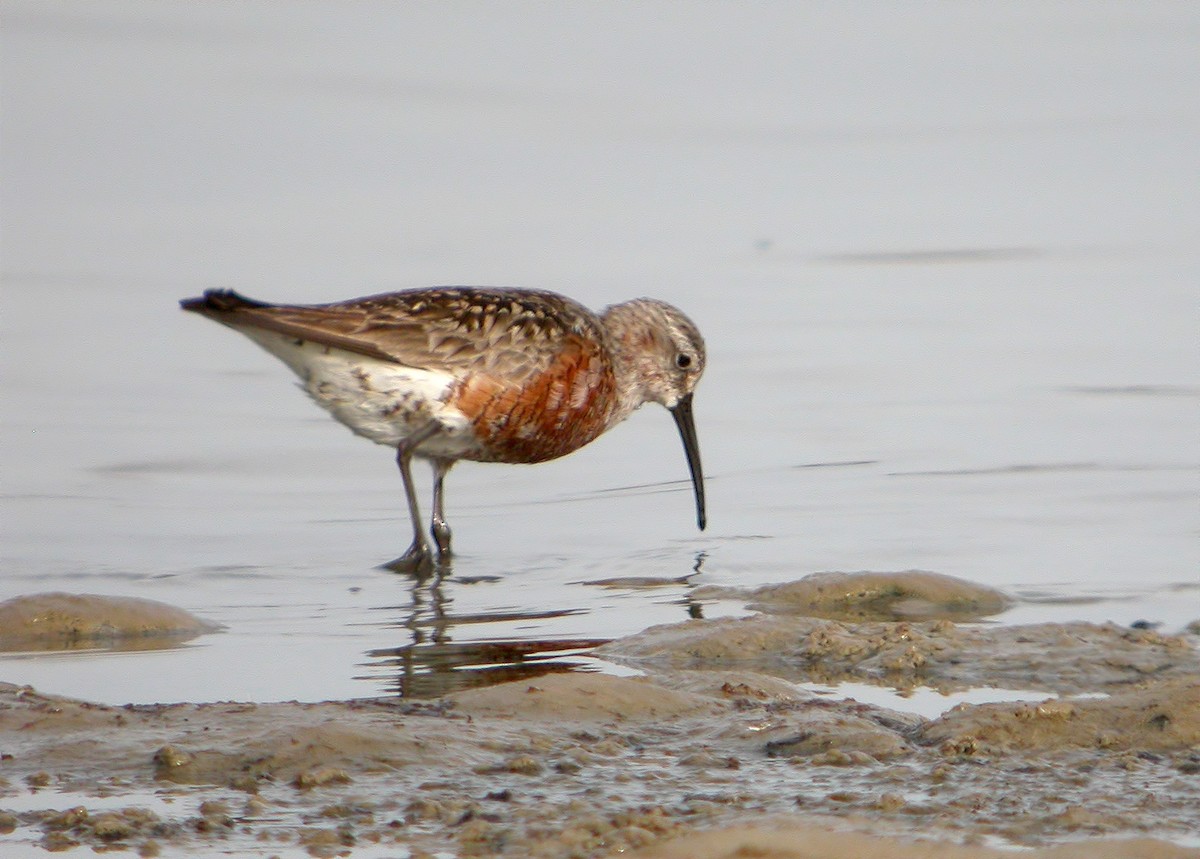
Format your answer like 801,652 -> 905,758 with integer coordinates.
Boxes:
182,287 -> 605,379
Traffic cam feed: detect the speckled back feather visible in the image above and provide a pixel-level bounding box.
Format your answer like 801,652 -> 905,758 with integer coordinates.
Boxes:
186,288 -> 607,385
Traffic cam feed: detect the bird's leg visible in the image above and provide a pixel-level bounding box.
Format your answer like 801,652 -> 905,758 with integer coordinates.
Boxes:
386,424 -> 441,573
430,458 -> 455,558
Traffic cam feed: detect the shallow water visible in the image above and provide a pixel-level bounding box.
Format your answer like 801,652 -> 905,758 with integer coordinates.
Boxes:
2,2 -> 1198,705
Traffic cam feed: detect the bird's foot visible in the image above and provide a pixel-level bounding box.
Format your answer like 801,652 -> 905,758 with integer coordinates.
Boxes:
382,540 -> 436,575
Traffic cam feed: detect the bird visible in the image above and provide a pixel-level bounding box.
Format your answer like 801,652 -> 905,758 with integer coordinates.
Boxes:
180,286 -> 707,570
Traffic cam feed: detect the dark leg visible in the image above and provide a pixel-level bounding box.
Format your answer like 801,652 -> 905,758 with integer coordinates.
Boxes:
430,458 -> 455,557
386,424 -> 440,572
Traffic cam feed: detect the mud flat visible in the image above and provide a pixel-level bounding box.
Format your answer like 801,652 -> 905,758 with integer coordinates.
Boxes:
1,576 -> 1199,858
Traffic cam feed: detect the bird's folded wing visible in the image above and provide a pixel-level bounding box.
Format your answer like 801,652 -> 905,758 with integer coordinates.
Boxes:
191,287 -> 602,382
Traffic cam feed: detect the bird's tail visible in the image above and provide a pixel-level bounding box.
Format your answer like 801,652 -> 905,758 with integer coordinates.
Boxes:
179,289 -> 276,318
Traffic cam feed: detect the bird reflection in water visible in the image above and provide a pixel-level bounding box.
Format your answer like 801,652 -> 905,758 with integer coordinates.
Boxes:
362,552 -> 708,698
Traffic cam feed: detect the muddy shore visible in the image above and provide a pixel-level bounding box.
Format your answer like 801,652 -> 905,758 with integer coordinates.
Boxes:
1,576 -> 1198,858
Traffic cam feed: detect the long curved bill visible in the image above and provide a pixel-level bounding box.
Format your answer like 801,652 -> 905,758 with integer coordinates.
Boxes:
669,393 -> 707,531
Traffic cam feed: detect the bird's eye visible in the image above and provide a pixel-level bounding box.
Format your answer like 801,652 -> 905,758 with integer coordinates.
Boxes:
675,353 -> 692,370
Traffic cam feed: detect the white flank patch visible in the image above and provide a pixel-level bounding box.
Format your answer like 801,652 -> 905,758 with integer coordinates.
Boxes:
235,327 -> 478,456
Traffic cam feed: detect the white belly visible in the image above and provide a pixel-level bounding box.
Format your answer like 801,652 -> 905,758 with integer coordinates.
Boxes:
236,327 -> 482,458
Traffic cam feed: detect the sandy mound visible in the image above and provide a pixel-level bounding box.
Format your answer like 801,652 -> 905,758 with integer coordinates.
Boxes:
0,592 -> 218,651
920,678 -> 1200,753
602,614 -> 1199,693
449,672 -> 719,722
695,570 -> 1011,621
617,819 -> 1200,859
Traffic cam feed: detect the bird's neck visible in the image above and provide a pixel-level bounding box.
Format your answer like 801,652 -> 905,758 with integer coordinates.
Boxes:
600,301 -> 662,425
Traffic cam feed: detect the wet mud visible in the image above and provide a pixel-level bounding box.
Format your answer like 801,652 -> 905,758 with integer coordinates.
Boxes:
0,593 -> 218,653
1,575 -> 1199,858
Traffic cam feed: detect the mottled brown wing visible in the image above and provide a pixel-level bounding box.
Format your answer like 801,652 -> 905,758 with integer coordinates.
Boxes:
184,287 -> 605,382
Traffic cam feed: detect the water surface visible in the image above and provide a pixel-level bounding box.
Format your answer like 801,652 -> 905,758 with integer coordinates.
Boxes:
2,1 -> 1197,704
